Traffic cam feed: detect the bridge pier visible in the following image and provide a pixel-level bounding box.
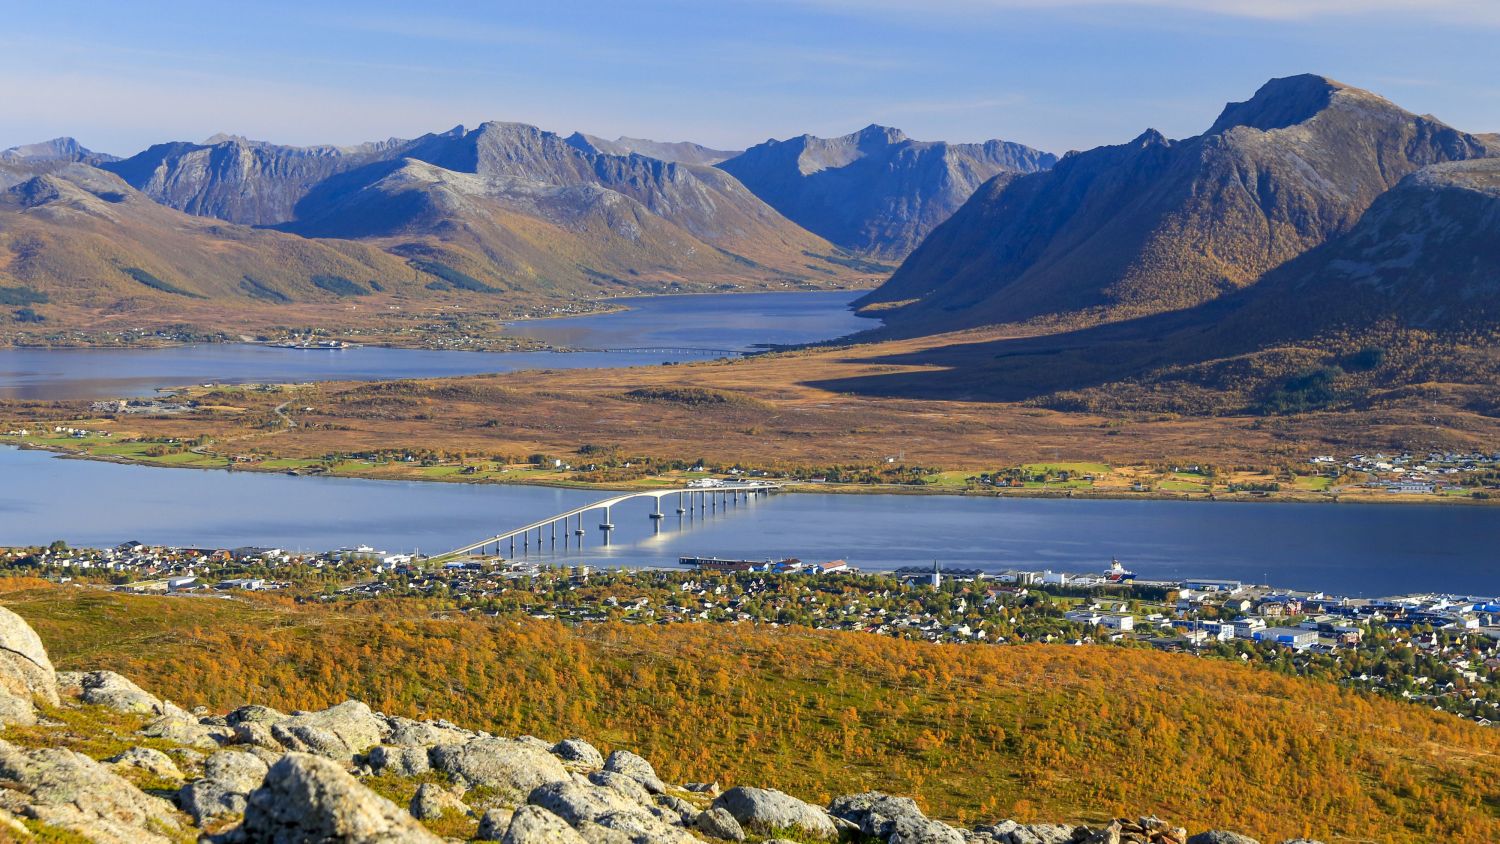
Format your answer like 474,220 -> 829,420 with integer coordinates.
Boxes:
442,483 -> 777,559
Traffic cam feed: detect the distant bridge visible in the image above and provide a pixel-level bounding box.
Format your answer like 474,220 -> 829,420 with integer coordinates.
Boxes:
438,482 -> 782,559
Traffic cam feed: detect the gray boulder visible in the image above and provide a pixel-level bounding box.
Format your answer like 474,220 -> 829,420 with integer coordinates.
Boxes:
526,780 -> 695,844
1080,820 -> 1123,844
575,820 -> 637,844
430,737 -> 570,799
528,779 -> 644,826
589,769 -> 653,804
78,670 -> 181,717
410,781 -> 470,820
712,786 -> 838,840
830,792 -> 965,844
553,737 -> 605,769
178,750 -> 270,823
477,806 -> 515,840
383,715 -> 474,747
270,700 -> 384,759
601,749 -> 665,794
654,793 -> 698,825
106,746 -> 182,781
503,804 -> 589,844
180,777 -> 248,824
232,721 -> 280,749
139,712 -> 233,748
1187,834 -> 1260,844
0,606 -> 59,725
53,669 -> 85,696
205,749 -> 270,792
368,743 -> 432,777
986,823 -> 1079,844
225,704 -> 287,727
230,752 -> 441,843
0,738 -> 182,843
694,805 -> 746,841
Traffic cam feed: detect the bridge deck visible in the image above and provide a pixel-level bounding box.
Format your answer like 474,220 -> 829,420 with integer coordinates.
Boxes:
439,482 -> 780,559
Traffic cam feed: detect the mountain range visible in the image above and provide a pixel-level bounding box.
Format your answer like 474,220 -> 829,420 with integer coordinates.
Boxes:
719,125 -> 1055,259
1,117 -> 1057,327
817,139 -> 1500,417
4,71 -> 1497,414
861,75 -> 1492,334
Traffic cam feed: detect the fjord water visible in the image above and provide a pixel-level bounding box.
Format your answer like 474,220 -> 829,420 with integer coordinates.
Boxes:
1,446 -> 1495,597
0,291 -> 871,400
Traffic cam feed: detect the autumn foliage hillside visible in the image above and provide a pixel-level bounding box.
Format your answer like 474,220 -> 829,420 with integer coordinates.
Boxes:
4,582 -> 1497,843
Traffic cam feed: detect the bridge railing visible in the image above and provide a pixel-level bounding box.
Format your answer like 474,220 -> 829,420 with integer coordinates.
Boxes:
435,482 -> 781,560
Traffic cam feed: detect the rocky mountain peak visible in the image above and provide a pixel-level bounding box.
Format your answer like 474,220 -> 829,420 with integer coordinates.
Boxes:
853,124 -> 909,146
0,137 -> 116,165
201,132 -> 253,147
865,74 -> 1490,333
1207,73 -> 1348,135
1130,128 -> 1171,148
719,124 -> 1053,257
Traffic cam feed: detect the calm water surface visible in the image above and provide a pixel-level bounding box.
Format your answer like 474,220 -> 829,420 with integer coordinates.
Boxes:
1,447 -> 1494,598
0,291 -> 871,400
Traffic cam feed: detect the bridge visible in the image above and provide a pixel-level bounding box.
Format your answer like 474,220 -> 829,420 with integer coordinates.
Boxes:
438,482 -> 782,559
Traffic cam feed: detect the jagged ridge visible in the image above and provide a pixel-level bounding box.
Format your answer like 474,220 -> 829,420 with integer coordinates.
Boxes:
719,125 -> 1055,259
864,74 -> 1491,332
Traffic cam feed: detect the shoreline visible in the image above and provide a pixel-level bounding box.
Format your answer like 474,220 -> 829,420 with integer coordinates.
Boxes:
0,287 -> 874,352
5,439 -> 1494,508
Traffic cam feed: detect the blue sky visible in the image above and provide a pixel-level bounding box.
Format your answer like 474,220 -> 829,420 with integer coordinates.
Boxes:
3,1 -> 1495,156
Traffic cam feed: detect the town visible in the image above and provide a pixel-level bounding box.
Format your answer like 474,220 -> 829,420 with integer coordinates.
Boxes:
4,541 -> 1497,727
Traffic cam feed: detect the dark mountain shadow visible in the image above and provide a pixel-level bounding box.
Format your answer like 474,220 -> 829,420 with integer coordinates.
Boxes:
280,159 -> 417,238
804,300 -> 1243,402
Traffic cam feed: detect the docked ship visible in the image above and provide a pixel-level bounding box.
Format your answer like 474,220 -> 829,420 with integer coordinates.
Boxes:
1105,558 -> 1137,582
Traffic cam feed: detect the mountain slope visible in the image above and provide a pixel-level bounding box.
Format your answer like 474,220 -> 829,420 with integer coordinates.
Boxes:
567,133 -> 738,165
285,121 -> 863,291
1216,157 -> 1500,337
98,122 -> 869,295
864,75 -> 1490,332
813,157 -> 1500,416
0,164 -> 431,315
101,134 -> 409,226
718,125 -> 1055,258
1,137 -> 117,166
282,157 -> 806,295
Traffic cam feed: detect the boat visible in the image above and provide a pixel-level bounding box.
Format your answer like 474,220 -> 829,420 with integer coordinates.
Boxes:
1105,558 -> 1137,582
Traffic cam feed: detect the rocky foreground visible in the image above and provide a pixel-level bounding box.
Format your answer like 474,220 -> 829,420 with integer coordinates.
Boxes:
0,606 -> 1315,843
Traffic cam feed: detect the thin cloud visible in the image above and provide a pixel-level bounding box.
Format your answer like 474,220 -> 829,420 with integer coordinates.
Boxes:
768,0 -> 1500,25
